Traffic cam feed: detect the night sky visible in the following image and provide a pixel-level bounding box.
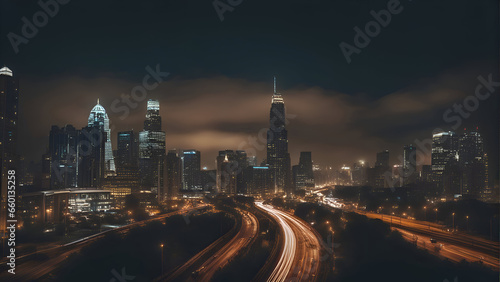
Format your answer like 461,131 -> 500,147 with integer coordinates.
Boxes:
1,0 -> 498,182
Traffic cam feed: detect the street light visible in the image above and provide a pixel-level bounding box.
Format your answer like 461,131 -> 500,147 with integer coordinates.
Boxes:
160,243 -> 164,277
423,206 -> 427,221
452,213 -> 455,232
466,216 -> 469,231
330,227 -> 335,270
434,208 -> 438,223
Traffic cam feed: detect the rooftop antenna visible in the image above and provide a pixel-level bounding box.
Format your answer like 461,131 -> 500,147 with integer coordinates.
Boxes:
273,76 -> 277,94
97,98 -> 100,104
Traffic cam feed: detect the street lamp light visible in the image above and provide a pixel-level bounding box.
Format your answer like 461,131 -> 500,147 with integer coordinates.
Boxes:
452,213 -> 455,232
329,227 -> 335,270
466,216 -> 469,231
160,243 -> 164,277
434,208 -> 438,223
423,206 -> 427,221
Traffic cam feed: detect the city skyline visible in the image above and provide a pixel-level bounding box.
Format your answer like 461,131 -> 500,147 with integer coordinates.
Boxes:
1,0 -> 496,182
19,75 -> 497,179
1,1 -> 498,281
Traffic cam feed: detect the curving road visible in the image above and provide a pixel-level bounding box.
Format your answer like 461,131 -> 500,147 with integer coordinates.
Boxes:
256,202 -> 321,282
165,209 -> 259,282
0,206 -> 208,281
193,209 -> 259,281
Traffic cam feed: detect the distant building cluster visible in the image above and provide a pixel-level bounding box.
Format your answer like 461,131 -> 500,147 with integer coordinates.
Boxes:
311,129 -> 493,202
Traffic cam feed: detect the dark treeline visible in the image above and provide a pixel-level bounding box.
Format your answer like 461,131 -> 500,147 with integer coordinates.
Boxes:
295,203 -> 498,282
51,212 -> 234,281
329,186 -> 499,240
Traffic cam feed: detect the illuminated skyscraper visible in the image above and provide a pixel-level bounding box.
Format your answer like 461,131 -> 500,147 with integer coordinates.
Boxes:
266,76 -> 291,194
182,150 -> 201,191
403,144 -> 417,185
431,131 -> 458,189
294,152 -> 314,190
0,66 -> 19,237
116,130 -> 138,170
88,99 -> 116,175
216,150 -> 238,194
459,129 -> 486,199
139,100 -> 166,196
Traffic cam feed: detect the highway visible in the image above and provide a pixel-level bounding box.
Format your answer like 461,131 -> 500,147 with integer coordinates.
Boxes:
193,209 -> 258,281
362,211 -> 500,271
256,202 -> 321,282
397,228 -> 499,270
0,206 -> 207,281
164,208 -> 258,282
317,193 -> 500,271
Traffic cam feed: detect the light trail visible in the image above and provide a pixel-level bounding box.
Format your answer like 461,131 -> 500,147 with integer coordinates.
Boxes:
256,202 -> 321,282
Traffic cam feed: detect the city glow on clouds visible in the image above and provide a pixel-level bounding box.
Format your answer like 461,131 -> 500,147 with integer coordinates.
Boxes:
19,67 -> 483,169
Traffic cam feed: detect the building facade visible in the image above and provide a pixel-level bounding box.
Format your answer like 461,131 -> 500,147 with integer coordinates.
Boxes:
88,100 -> 116,175
139,100 -> 166,196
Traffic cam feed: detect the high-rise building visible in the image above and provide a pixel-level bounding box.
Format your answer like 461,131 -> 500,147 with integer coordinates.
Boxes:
248,166 -> 271,196
116,130 -> 138,170
235,150 -> 248,194
431,131 -> 458,189
49,125 -> 79,189
351,160 -> 367,186
420,165 -> 432,183
77,124 -> 105,188
102,130 -> 140,206
88,99 -> 116,175
403,144 -> 417,185
0,66 -> 19,236
216,150 -> 237,194
139,100 -> 166,196
247,156 -> 257,167
459,129 -> 486,199
182,150 -> 201,191
266,76 -> 291,195
368,150 -> 390,188
41,153 -> 51,190
294,152 -> 314,190
165,150 -> 182,199
376,150 -> 389,168
200,169 -> 217,191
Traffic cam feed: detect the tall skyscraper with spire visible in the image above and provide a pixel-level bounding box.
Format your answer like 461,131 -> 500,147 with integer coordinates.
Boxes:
139,100 -> 166,197
88,99 -> 116,175
266,76 -> 291,194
